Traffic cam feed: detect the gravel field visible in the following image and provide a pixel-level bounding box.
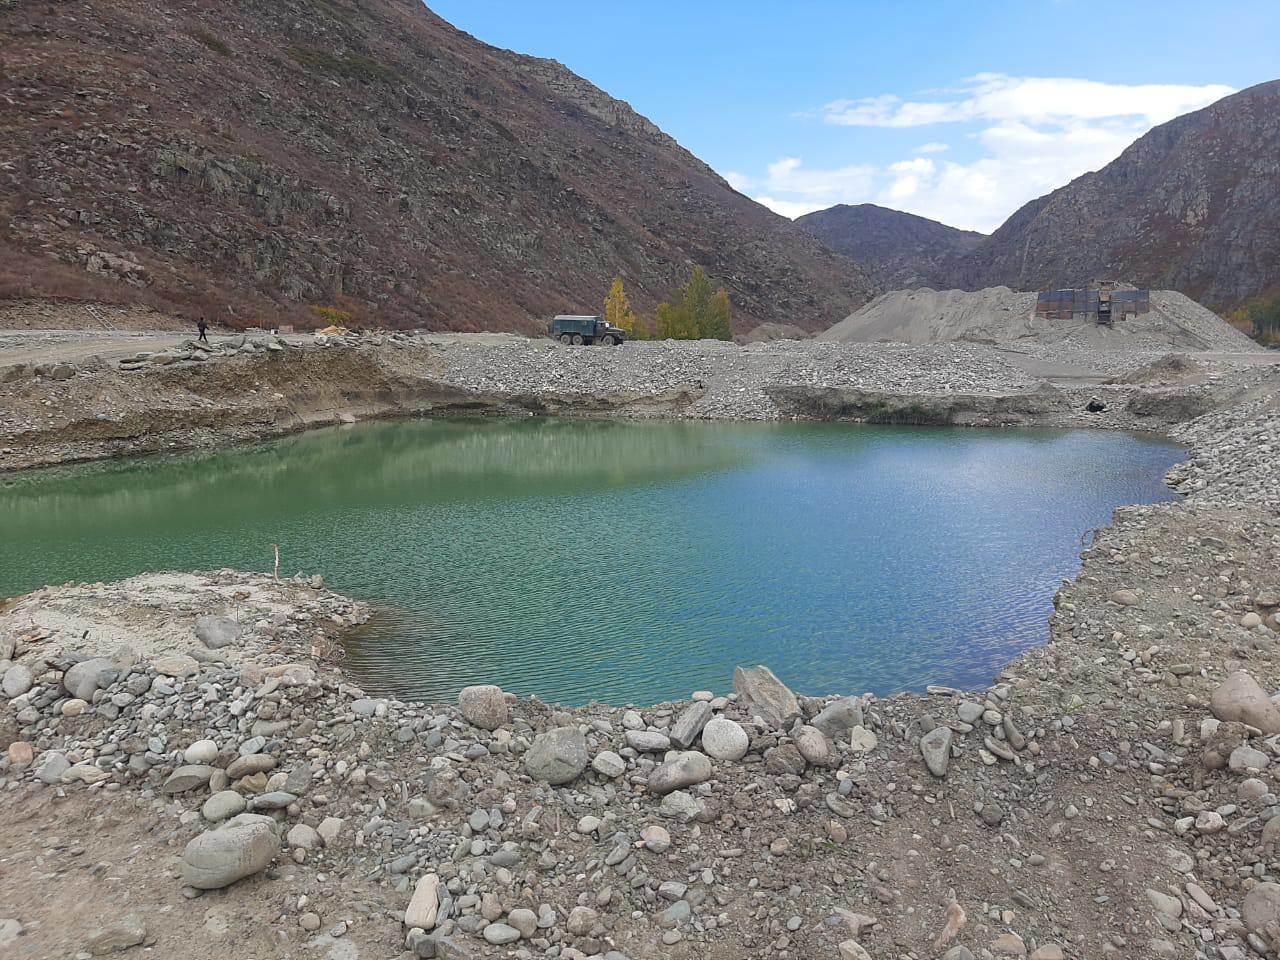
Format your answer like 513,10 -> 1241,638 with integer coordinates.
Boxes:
3,322 -> 1280,959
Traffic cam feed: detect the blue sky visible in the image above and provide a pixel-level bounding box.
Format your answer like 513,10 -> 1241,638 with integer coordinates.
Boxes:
428,1 -> 1279,233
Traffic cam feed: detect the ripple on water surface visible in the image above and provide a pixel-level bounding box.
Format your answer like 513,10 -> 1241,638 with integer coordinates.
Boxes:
0,417 -> 1183,706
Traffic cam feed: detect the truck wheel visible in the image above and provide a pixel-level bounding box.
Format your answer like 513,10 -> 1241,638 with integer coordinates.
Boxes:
559,333 -> 572,344
571,334 -> 584,345
599,334 -> 616,346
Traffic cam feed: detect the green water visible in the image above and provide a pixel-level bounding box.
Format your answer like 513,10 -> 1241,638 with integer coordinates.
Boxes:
0,417 -> 1182,705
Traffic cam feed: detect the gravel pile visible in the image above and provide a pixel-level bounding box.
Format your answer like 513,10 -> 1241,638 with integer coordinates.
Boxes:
821,286 -> 1263,353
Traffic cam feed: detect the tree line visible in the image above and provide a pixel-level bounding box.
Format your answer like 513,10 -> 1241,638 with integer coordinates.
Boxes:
602,267 -> 732,341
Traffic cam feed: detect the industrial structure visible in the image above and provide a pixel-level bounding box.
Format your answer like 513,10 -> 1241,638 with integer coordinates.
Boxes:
1035,282 -> 1150,326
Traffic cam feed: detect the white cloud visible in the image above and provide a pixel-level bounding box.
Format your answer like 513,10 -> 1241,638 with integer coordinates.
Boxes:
883,158 -> 935,202
734,75 -> 1234,231
752,196 -> 832,219
822,74 -> 1235,128
729,156 -> 876,217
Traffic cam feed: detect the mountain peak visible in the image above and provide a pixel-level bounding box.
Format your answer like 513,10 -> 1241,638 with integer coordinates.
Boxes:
797,205 -> 985,290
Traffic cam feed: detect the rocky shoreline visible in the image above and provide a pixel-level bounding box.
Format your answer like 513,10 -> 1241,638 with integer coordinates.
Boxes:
1,331 -> 1279,959
3,329 -> 1273,473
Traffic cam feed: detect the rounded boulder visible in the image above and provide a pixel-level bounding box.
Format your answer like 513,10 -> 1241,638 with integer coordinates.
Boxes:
181,814 -> 278,889
701,717 -> 749,761
458,684 -> 508,731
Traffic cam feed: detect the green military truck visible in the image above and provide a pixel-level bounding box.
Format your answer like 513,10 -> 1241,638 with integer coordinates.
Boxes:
550,315 -> 625,346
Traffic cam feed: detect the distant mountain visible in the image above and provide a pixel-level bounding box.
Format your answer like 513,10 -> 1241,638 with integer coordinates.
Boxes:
0,0 -> 875,332
953,80 -> 1280,306
796,204 -> 985,290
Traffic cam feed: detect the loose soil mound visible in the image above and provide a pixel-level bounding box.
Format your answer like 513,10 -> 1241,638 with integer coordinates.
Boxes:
820,286 -> 1263,352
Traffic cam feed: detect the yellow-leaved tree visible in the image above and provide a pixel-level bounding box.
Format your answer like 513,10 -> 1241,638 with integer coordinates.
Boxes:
603,276 -> 648,340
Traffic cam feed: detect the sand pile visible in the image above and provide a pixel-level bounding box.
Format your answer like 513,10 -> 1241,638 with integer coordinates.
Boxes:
820,286 -> 1262,352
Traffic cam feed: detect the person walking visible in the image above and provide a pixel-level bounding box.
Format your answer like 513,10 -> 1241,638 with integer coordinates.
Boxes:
196,317 -> 209,343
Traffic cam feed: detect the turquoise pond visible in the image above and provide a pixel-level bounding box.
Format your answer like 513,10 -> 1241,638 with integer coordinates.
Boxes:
0,417 -> 1183,706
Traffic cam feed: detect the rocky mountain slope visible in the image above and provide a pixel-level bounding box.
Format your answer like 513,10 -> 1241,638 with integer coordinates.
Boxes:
796,204 -> 984,290
799,82 -> 1279,312
0,0 -> 874,333
954,80 -> 1280,306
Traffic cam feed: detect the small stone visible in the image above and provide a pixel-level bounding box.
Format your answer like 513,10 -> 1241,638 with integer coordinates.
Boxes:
1211,672 -> 1280,734
701,717 -> 749,761
566,905 -> 598,936
669,700 -> 712,749
648,751 -> 712,795
525,727 -> 588,785
506,908 -> 537,939
62,657 -> 115,700
482,923 -> 520,945
1195,810 -> 1226,834
317,817 -> 345,845
641,824 -> 672,852
625,729 -> 671,752
34,751 -> 70,784
202,791 -> 247,822
838,941 -> 872,960
300,912 -> 321,932
7,741 -> 34,767
288,823 -> 320,851
84,914 -> 146,955
1243,882 -> 1280,936
991,931 -> 1027,956
458,684 -> 508,730
2,664 -> 33,698
658,790 -> 704,822
153,654 -> 199,678
1230,744 -> 1269,772
182,814 -> 278,889
848,726 -> 878,752
795,725 -> 835,766
920,727 -> 953,777
1146,889 -> 1182,918
226,754 -> 277,779
732,664 -> 798,728
163,764 -> 217,794
592,750 -> 626,778
405,873 -> 442,929
195,615 -> 242,649
184,739 -> 218,764
811,696 -> 865,740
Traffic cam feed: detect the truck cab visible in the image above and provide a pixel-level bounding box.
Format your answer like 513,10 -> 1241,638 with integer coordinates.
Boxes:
550,315 -> 625,346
